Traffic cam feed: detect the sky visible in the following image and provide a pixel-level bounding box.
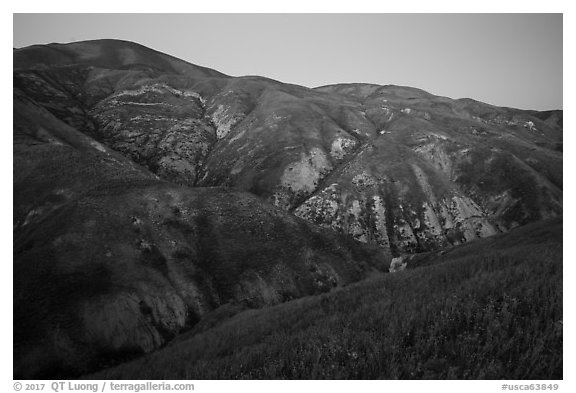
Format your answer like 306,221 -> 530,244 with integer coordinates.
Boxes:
13,13 -> 562,110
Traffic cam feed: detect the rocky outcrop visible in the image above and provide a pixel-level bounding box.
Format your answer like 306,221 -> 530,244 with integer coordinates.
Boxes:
92,82 -> 215,185
389,255 -> 409,273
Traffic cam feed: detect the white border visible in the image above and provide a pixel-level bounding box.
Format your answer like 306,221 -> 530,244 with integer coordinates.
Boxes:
4,2 -> 573,390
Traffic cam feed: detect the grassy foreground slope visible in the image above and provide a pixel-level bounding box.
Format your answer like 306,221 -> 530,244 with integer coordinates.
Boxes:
91,218 -> 562,380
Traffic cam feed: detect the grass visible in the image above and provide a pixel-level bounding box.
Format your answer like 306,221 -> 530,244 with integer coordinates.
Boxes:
90,219 -> 562,380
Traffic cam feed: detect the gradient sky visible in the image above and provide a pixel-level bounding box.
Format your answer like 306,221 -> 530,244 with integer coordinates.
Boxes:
13,13 -> 562,110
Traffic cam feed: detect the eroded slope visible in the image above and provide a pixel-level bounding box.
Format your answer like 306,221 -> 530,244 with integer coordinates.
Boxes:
14,40 -> 563,257
13,84 -> 386,379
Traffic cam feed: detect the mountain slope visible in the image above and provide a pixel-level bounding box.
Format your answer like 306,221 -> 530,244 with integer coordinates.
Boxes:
13,68 -> 387,378
14,39 -> 228,79
13,39 -> 562,378
88,218 -> 562,379
14,40 -> 562,256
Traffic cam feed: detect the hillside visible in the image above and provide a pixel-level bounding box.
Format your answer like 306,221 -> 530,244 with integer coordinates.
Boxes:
13,45 -> 387,378
88,218 -> 562,379
14,39 -> 562,255
13,39 -> 562,379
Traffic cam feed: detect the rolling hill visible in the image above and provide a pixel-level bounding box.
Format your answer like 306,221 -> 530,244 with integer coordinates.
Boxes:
13,39 -> 562,379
